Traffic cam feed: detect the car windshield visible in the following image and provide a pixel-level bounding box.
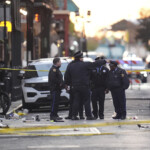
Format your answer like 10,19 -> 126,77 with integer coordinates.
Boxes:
25,62 -> 68,78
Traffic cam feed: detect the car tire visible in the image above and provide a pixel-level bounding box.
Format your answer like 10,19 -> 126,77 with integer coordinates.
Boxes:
141,77 -> 147,83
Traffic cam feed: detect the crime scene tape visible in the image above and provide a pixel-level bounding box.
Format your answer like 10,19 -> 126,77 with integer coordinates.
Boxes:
0,68 -> 65,73
0,67 -> 150,73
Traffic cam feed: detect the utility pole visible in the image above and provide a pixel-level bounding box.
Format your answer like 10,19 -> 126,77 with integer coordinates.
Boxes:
3,1 -> 7,66
11,0 -> 22,101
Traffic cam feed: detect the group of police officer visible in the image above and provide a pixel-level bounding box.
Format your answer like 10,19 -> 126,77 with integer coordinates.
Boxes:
48,51 -> 129,122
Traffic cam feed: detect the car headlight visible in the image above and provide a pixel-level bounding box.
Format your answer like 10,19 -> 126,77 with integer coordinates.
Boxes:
141,71 -> 147,77
24,83 -> 36,88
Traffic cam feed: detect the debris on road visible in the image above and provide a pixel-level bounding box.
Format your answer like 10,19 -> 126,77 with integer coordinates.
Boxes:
128,116 -> 138,120
35,115 -> 40,122
137,124 -> 150,129
0,123 -> 9,128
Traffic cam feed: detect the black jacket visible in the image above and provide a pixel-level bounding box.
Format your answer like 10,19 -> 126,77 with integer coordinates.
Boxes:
107,67 -> 129,90
48,65 -> 63,91
64,60 -> 106,87
91,65 -> 109,89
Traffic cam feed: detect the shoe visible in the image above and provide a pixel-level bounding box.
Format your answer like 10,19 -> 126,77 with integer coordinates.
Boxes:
112,115 -> 121,119
56,116 -> 63,120
56,114 -> 63,120
86,116 -> 97,120
50,116 -> 57,121
80,116 -> 85,120
65,116 -> 72,120
50,117 -> 64,122
71,116 -> 79,120
93,116 -> 98,119
121,116 -> 126,120
50,116 -> 63,121
99,116 -> 104,119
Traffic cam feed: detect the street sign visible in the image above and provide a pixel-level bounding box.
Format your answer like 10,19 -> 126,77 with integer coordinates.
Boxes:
0,21 -> 12,32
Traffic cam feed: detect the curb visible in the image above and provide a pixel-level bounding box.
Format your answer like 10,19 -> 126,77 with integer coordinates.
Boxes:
0,120 -> 150,134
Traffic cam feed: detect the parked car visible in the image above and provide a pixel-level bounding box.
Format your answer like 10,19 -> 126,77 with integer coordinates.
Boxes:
21,57 -> 93,110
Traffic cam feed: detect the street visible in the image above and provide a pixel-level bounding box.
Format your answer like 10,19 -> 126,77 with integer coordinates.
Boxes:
0,95 -> 150,150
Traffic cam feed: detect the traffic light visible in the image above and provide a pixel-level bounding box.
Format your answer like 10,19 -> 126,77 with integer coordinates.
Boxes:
35,14 -> 40,22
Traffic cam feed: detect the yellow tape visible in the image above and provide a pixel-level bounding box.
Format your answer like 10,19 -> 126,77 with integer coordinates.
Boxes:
0,67 -> 149,73
0,68 -> 65,72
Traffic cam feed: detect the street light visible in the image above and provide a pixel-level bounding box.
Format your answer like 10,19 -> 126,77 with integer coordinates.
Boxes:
20,9 -> 28,16
5,0 -> 11,5
76,10 -> 91,53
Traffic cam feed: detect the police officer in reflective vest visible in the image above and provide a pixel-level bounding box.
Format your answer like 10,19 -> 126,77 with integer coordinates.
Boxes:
91,56 -> 109,119
65,51 -> 106,120
48,57 -> 64,121
107,61 -> 129,120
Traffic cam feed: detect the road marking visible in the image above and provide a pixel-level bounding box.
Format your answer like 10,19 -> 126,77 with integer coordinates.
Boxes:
0,120 -> 150,135
28,145 -> 80,149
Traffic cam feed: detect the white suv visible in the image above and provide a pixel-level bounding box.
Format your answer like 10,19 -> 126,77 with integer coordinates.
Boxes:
21,58 -> 72,110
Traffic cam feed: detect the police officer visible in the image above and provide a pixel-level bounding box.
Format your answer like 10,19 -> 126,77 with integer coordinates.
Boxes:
91,56 -> 109,119
65,51 -> 106,120
107,61 -> 129,120
65,87 -> 84,120
48,57 -> 64,121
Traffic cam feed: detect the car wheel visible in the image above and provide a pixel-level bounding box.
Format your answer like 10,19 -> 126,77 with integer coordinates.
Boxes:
141,77 -> 147,83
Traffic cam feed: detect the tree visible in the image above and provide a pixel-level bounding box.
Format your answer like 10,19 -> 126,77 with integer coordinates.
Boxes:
136,8 -> 150,50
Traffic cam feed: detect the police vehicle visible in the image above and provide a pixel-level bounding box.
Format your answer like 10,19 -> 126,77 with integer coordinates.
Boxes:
119,57 -> 147,83
21,57 -> 93,110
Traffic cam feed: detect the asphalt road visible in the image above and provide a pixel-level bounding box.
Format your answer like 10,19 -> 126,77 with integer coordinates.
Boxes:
0,128 -> 150,150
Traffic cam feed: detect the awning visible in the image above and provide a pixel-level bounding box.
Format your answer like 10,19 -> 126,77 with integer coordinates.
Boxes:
56,0 -> 79,12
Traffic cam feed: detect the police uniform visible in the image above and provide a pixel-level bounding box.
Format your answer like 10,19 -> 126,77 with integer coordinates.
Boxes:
91,57 -> 109,119
107,61 -> 129,120
64,51 -> 106,120
48,65 -> 63,120
65,88 -> 84,119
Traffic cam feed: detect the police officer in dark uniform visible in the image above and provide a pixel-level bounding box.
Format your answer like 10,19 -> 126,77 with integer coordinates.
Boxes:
65,51 -> 106,120
48,57 -> 64,121
107,61 -> 129,120
65,87 -> 84,120
91,56 -> 109,119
